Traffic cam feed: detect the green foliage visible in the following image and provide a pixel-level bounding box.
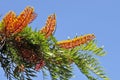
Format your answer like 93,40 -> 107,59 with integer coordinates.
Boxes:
0,24 -> 109,80
0,25 -> 49,80
46,35 -> 109,80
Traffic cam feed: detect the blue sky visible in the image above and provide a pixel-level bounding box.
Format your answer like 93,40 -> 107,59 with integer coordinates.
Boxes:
0,0 -> 120,80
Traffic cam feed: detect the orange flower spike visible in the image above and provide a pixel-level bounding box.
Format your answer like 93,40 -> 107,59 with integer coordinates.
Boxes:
39,14 -> 56,38
13,6 -> 37,34
46,14 -> 56,38
3,11 -> 16,34
40,15 -> 53,34
57,34 -> 95,49
72,34 -> 95,47
57,40 -> 71,49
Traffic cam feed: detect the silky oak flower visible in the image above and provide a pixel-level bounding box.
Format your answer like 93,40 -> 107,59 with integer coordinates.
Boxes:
39,14 -> 56,38
3,6 -> 37,36
57,34 -> 95,49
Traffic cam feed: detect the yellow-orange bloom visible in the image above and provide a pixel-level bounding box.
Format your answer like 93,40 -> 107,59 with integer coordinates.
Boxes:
13,6 -> 37,35
3,11 -> 16,35
57,34 -> 95,49
3,6 -> 37,36
39,14 -> 56,38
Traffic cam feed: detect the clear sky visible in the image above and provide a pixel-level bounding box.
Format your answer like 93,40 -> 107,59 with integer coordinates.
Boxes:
0,0 -> 119,80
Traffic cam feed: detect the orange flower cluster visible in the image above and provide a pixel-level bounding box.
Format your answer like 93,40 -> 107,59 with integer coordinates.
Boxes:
57,34 -> 95,49
39,14 -> 56,38
3,6 -> 37,36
